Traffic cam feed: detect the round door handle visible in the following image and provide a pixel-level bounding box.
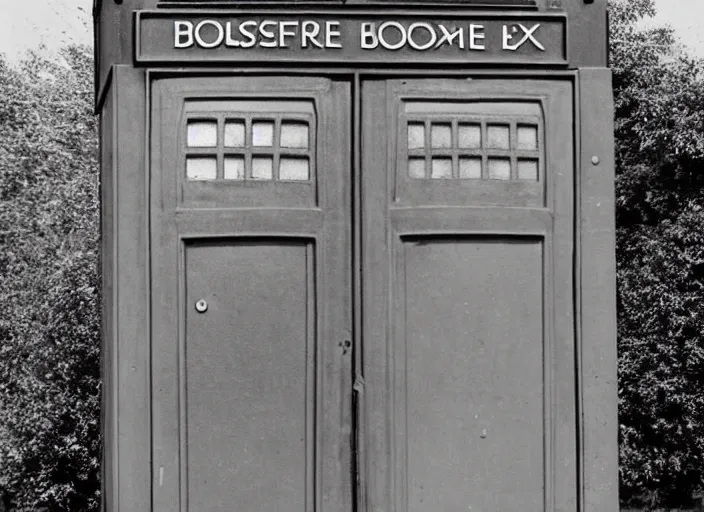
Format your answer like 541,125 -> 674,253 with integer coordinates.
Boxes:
195,299 -> 208,313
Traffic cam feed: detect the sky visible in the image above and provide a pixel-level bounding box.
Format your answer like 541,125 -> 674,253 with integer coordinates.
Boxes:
641,0 -> 704,57
0,0 -> 703,61
0,0 -> 92,61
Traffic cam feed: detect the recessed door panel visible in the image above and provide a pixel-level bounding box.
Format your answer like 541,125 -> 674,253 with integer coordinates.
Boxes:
184,239 -> 313,512
402,238 -> 544,512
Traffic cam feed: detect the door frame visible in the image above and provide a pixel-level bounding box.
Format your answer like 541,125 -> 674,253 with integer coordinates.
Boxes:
149,75 -> 353,512
359,77 -> 576,512
143,67 -> 617,512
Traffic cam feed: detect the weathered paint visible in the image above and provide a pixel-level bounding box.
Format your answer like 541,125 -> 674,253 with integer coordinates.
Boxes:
96,1 -> 616,511
99,66 -> 151,512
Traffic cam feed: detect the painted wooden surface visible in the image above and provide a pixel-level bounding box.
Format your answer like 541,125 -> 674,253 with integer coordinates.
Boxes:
149,76 -> 352,512
578,67 -> 619,512
99,67 -> 115,512
403,238 -> 544,511
100,66 -> 618,512
100,66 -> 151,512
184,240 -> 311,511
94,1 -> 608,110
361,78 -> 577,512
96,6 -> 616,512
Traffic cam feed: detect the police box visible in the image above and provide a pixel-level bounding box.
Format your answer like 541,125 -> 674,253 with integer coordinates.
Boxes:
94,0 -> 618,511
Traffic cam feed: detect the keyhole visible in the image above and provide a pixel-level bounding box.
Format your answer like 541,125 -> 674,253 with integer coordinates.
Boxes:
195,299 -> 208,313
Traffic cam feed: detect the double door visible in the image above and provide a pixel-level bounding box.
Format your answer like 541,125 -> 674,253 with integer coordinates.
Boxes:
150,75 -> 575,512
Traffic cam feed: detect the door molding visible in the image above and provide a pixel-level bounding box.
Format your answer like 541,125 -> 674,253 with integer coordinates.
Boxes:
360,77 -> 576,512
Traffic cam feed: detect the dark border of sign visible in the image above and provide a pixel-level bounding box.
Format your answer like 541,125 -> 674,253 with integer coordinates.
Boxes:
134,9 -> 568,67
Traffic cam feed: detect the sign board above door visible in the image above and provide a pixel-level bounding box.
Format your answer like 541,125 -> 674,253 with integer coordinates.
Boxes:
135,10 -> 567,66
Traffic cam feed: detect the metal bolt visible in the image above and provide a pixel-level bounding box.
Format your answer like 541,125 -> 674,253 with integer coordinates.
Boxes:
195,299 -> 208,313
480,429 -> 488,439
591,156 -> 600,165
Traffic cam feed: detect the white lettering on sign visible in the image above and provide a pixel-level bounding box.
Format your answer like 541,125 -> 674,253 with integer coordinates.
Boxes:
280,20 -> 298,46
360,23 -> 377,49
502,23 -> 545,51
174,19 -> 340,49
469,24 -> 485,50
225,22 -> 239,47
435,25 -> 464,49
407,23 -> 436,50
259,20 -> 277,48
195,20 -> 224,48
379,22 -> 406,50
174,21 -> 194,48
239,21 -> 257,48
301,20 -> 323,49
360,22 -> 471,51
326,21 -> 342,48
172,19 -> 547,53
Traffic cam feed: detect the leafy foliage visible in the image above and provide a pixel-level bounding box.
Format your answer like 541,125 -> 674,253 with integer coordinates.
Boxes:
0,46 -> 100,511
611,0 -> 704,507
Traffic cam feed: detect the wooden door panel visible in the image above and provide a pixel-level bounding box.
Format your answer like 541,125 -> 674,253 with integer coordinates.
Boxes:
184,239 -> 312,512
150,76 -> 352,512
401,237 -> 544,512
362,78 -> 576,512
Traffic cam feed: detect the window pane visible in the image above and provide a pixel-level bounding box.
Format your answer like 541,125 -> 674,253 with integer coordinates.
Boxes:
458,124 -> 481,149
186,157 -> 217,180
431,158 -> 453,179
517,125 -> 538,150
252,121 -> 274,147
431,123 -> 452,148
488,158 -> 511,180
187,121 -> 217,147
487,125 -> 510,149
252,157 -> 273,180
408,158 -> 425,179
459,157 -> 482,179
224,121 -> 245,147
408,123 -> 425,150
224,156 -> 245,180
517,159 -> 539,181
280,122 -> 309,149
280,157 -> 309,180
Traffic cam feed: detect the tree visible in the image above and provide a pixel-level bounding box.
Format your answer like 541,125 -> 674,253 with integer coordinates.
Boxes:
0,46 -> 100,511
610,0 -> 704,507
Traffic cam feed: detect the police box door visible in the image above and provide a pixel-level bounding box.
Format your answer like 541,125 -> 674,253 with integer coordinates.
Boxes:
150,76 -> 353,512
360,79 -> 577,512
151,75 -> 576,512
